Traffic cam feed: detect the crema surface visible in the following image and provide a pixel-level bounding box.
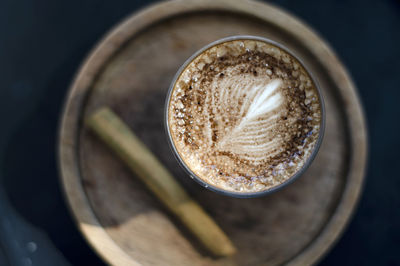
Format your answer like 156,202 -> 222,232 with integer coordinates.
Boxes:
168,39 -> 322,193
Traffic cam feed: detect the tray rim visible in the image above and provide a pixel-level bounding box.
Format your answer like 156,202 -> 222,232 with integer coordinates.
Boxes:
58,0 -> 368,265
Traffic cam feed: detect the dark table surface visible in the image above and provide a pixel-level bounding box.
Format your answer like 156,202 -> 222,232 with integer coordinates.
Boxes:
0,0 -> 399,265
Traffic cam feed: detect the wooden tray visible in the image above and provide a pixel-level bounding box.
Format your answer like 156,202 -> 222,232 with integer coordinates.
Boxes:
58,0 -> 367,265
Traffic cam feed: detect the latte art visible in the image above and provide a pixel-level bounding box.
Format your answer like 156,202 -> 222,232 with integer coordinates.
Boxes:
216,77 -> 284,164
167,38 -> 322,193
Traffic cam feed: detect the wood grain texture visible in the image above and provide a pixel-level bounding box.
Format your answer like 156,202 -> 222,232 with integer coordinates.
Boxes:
58,0 -> 367,265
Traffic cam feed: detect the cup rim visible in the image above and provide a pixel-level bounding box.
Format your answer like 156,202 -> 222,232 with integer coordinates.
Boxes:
164,35 -> 326,198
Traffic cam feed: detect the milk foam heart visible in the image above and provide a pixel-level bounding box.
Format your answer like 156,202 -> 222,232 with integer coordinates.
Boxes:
168,39 -> 322,193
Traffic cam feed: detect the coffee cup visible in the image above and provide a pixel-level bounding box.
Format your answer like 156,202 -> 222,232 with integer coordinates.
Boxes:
165,36 -> 325,198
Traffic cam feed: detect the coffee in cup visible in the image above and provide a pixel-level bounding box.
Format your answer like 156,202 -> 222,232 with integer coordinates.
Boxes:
166,36 -> 324,196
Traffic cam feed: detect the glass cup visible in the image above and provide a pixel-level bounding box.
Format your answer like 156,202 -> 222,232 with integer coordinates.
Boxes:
165,35 -> 325,198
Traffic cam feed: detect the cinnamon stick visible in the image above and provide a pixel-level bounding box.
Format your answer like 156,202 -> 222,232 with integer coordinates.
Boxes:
85,107 -> 236,257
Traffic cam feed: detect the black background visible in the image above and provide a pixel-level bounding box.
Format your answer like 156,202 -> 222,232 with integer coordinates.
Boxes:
0,0 -> 399,265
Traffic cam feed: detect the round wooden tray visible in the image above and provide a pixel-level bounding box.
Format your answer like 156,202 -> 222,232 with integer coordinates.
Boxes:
58,0 -> 367,265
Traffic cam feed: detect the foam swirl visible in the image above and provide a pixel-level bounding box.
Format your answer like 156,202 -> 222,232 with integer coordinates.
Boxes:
216,78 -> 283,164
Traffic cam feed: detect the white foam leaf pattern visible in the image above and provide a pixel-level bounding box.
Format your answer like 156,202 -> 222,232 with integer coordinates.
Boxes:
217,79 -> 284,164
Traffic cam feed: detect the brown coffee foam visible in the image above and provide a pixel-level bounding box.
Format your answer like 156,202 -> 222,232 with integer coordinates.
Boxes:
168,39 -> 322,193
